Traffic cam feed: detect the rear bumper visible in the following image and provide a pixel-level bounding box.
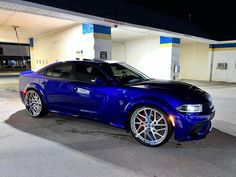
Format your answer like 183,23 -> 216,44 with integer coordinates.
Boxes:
173,111 -> 215,142
19,90 -> 25,103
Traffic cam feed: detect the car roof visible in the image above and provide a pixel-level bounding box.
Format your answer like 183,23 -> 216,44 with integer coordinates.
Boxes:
55,59 -> 123,66
36,59 -> 122,73
64,59 -> 122,64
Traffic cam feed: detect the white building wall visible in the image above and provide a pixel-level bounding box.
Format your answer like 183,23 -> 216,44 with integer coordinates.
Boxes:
125,36 -> 166,79
157,47 -> 172,79
33,24 -> 112,70
112,36 -> 173,79
179,42 -> 210,81
212,50 -> 236,82
33,25 -> 84,70
81,33 -> 95,59
112,42 -> 126,62
112,39 -> 211,81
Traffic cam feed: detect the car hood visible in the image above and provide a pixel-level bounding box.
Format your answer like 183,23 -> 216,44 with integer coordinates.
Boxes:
130,79 -> 212,103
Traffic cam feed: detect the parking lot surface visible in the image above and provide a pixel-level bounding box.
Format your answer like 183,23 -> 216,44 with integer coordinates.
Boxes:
0,77 -> 236,177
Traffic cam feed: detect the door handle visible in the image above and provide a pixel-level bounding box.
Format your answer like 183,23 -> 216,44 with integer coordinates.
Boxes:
72,87 -> 90,95
41,81 -> 46,85
72,87 -> 78,92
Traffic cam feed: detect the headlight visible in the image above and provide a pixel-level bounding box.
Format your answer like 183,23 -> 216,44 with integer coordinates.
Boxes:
176,104 -> 203,113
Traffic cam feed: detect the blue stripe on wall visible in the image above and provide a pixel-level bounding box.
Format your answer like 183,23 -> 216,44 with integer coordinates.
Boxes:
209,43 -> 236,48
82,24 -> 94,34
82,24 -> 111,35
29,38 -> 34,47
94,25 -> 111,34
160,36 -> 180,44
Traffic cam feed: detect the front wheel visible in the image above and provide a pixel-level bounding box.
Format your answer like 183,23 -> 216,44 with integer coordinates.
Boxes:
24,90 -> 47,118
130,106 -> 173,147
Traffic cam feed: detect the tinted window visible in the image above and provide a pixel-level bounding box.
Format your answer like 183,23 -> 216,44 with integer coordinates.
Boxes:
45,68 -> 53,77
75,64 -> 106,83
45,63 -> 73,79
109,63 -> 149,84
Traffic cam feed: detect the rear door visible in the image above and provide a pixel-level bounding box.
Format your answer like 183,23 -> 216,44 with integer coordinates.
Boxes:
40,62 -> 76,113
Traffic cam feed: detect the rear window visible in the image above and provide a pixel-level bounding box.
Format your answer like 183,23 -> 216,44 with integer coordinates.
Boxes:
45,63 -> 73,79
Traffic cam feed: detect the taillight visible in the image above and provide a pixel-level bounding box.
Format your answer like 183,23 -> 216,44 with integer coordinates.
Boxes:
20,90 -> 27,95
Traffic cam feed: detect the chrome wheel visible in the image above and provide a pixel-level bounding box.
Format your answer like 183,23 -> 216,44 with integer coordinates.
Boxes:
130,106 -> 170,146
24,90 -> 42,117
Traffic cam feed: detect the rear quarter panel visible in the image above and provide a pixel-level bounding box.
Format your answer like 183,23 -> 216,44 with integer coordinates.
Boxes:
19,71 -> 42,92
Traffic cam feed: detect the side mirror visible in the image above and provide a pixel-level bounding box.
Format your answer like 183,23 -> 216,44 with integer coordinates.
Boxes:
95,77 -> 110,86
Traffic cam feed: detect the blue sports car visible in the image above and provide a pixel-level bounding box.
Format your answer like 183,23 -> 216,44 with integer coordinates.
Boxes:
19,60 -> 215,147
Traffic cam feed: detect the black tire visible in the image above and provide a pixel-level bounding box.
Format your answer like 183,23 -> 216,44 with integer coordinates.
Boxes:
129,105 -> 173,147
24,89 -> 48,118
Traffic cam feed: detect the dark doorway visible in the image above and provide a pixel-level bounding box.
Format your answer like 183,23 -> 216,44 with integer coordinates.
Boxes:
0,42 -> 31,72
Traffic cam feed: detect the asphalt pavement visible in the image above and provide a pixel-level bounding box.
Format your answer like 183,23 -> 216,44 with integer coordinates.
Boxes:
0,76 -> 236,177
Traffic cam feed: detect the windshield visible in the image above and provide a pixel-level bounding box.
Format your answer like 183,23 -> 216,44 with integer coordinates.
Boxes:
106,62 -> 150,84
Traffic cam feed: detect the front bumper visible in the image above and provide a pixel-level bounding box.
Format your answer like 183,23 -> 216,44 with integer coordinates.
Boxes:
173,111 -> 215,142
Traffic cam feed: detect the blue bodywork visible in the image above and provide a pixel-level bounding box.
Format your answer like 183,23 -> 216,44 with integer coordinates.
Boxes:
19,60 -> 215,142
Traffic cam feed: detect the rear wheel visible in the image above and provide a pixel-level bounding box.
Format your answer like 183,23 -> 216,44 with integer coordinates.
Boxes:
24,90 -> 47,118
130,106 -> 173,147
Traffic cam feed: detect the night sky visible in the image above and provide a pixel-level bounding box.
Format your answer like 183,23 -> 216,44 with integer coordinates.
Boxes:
133,0 -> 236,41
24,0 -> 236,41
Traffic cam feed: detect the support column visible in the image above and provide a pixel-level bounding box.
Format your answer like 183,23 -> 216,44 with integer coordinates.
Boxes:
29,38 -> 35,70
82,24 -> 112,60
208,44 -> 214,81
160,36 -> 181,80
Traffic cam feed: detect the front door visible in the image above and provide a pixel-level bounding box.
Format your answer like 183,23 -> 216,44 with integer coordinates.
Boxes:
70,63 -> 126,125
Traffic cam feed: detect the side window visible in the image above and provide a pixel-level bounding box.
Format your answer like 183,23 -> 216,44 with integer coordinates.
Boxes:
45,63 -> 73,79
45,68 -> 53,77
110,64 -> 142,84
111,65 -> 137,77
75,64 -> 106,83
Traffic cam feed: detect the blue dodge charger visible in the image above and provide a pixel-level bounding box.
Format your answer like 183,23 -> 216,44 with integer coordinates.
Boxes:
19,60 -> 215,147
